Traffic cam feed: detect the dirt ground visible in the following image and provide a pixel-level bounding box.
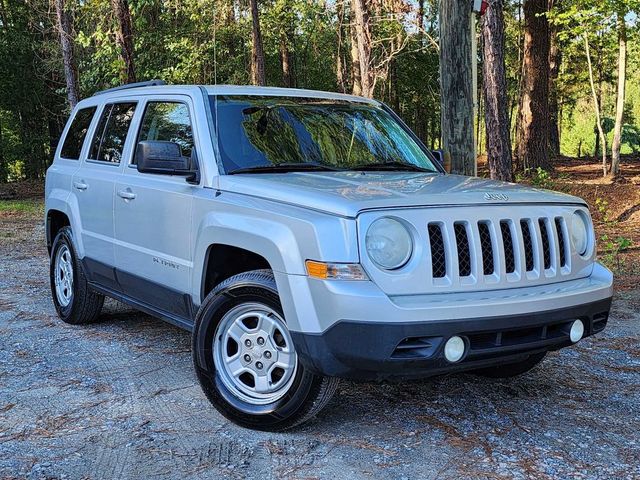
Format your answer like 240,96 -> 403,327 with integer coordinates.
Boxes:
1,160 -> 640,479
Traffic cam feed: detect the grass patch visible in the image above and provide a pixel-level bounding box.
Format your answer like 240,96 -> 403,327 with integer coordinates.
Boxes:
0,199 -> 44,216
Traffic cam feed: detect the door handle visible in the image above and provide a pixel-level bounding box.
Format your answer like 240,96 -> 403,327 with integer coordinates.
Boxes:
73,181 -> 88,191
117,189 -> 137,200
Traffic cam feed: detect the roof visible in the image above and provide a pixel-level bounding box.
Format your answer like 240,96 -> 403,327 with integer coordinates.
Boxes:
89,80 -> 377,105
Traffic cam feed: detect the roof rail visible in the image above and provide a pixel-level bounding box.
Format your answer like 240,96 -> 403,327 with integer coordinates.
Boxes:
93,79 -> 167,96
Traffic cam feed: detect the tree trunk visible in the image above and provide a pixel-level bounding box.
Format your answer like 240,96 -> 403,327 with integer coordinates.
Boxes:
350,6 -> 362,96
351,0 -> 374,98
439,0 -> 475,176
511,0 -> 524,145
0,121 -> 6,182
516,0 -> 550,172
54,0 -> 79,108
279,33 -> 294,87
48,115 -> 62,167
584,35 -> 607,176
249,0 -> 266,86
548,6 -> 561,157
336,0 -> 347,92
415,100 -> 427,142
111,0 -> 136,83
417,0 -> 425,36
0,0 -> 7,30
481,0 -> 513,182
611,14 -> 626,177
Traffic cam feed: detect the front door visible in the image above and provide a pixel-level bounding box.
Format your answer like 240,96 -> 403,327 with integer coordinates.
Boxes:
72,101 -> 137,290
114,96 -> 198,322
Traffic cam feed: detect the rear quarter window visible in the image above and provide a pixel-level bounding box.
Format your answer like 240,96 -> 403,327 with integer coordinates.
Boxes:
88,102 -> 137,164
60,107 -> 97,160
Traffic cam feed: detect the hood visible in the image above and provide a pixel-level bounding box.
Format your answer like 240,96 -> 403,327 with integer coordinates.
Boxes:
219,171 -> 585,218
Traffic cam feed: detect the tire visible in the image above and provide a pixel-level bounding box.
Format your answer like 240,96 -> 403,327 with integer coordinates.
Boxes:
50,226 -> 104,325
472,352 -> 547,378
192,269 -> 339,431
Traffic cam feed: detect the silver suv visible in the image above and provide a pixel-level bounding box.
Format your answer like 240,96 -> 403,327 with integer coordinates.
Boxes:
45,81 -> 613,431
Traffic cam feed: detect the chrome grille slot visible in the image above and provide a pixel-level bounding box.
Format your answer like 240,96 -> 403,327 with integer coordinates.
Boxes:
428,223 -> 447,278
520,219 -> 535,272
538,218 -> 552,269
555,217 -> 567,267
500,220 -> 516,274
478,222 -> 495,275
454,222 -> 471,277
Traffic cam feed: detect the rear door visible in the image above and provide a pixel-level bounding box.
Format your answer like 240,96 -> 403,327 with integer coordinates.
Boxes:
114,96 -> 199,321
72,101 -> 137,290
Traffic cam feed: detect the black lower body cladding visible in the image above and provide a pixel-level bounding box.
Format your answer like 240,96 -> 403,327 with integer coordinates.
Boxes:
290,297 -> 612,381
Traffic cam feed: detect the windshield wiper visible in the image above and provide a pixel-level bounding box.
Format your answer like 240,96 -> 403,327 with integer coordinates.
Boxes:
228,162 -> 345,174
351,161 -> 435,173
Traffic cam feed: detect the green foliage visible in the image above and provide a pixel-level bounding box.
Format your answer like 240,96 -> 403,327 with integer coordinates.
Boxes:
0,0 -> 442,181
599,233 -> 633,271
595,197 -> 611,223
0,199 -> 44,215
529,167 -> 555,189
0,0 -> 638,181
595,196 -> 632,272
550,0 -> 640,158
0,0 -> 67,181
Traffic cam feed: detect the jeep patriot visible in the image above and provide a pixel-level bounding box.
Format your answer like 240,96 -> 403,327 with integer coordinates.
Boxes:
45,81 -> 613,430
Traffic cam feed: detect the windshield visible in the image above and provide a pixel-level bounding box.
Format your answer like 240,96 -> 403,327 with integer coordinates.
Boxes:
210,95 -> 439,174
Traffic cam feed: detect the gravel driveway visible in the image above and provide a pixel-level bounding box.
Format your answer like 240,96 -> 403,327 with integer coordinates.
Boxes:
1,211 -> 639,479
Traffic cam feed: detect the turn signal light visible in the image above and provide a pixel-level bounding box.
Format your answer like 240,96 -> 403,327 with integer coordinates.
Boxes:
305,260 -> 368,281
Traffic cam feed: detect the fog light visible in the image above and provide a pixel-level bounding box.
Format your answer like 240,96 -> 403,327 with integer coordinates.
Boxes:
444,336 -> 465,363
570,320 -> 584,343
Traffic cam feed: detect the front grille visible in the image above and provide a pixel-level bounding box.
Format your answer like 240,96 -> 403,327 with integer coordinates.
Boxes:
539,219 -> 552,269
521,220 -> 535,271
428,223 -> 446,278
467,320 -> 572,356
424,212 -> 575,285
555,217 -> 567,267
478,222 -> 494,275
500,221 -> 516,274
454,222 -> 471,277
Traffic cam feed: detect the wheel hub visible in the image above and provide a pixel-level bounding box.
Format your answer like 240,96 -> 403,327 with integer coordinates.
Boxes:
239,331 -> 280,373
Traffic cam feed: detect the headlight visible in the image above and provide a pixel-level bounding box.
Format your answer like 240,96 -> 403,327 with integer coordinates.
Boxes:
570,211 -> 589,256
365,217 -> 413,270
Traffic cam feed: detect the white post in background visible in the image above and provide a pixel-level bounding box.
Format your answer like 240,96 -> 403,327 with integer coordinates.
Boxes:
471,13 -> 478,176
471,0 -> 484,177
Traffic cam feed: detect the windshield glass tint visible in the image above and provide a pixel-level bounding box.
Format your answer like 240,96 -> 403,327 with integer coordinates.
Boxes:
211,96 -> 437,173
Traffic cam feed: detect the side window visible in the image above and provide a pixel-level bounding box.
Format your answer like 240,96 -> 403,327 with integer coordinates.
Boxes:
88,102 -> 137,164
60,107 -> 97,160
135,102 -> 194,163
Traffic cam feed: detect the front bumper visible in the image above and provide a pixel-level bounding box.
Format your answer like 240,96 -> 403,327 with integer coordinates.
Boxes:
291,297 -> 611,380
278,262 -> 613,381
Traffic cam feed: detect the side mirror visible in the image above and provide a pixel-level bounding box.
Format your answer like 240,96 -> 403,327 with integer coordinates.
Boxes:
430,149 -> 444,167
135,141 -> 199,183
430,149 -> 451,173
